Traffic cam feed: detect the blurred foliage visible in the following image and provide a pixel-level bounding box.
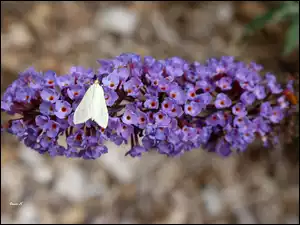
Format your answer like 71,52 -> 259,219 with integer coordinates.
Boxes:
244,1 -> 299,56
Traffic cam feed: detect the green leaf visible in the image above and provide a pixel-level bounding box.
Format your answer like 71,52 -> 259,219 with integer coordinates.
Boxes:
283,19 -> 299,55
244,3 -> 284,34
244,2 -> 298,35
272,2 -> 299,23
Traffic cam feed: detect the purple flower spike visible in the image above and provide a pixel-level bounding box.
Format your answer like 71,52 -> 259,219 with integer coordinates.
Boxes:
206,112 -> 223,127
144,96 -> 159,109
167,104 -> 183,118
195,92 -> 212,106
184,101 -> 202,116
215,93 -> 232,109
240,128 -> 255,144
253,85 -> 266,100
215,138 -> 231,157
123,77 -> 143,97
67,85 -> 85,100
161,98 -> 175,115
168,84 -> 186,105
40,102 -> 55,115
43,70 -> 56,87
35,115 -> 49,129
136,111 -> 148,129
64,148 -> 79,158
157,141 -> 173,155
186,87 -> 198,100
253,117 -> 270,136
196,80 -> 215,93
260,102 -> 272,118
125,145 -> 147,158
277,96 -> 289,109
232,103 -> 247,117
216,77 -> 233,90
102,74 -> 120,90
158,79 -> 171,92
1,53 -> 296,159
154,112 -> 171,127
117,123 -> 134,140
46,120 -> 60,138
268,82 -> 283,94
240,91 -> 256,106
82,146 -> 108,160
15,87 -> 36,103
265,73 -> 283,94
54,100 -> 72,119
41,88 -> 59,103
9,120 -> 26,137
269,107 -> 284,123
56,75 -> 75,89
103,87 -> 119,106
122,109 -> 137,125
233,116 -> 250,128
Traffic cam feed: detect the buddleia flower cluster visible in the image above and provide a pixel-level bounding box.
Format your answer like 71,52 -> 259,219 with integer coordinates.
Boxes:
1,53 -> 297,159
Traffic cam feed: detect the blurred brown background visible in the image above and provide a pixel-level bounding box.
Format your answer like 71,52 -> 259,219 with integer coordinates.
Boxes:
1,1 -> 299,224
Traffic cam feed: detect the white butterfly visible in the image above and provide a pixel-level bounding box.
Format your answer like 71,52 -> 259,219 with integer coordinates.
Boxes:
73,80 -> 109,128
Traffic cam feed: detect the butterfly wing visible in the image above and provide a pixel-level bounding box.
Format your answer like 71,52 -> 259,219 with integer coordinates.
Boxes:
91,84 -> 109,128
73,84 -> 94,124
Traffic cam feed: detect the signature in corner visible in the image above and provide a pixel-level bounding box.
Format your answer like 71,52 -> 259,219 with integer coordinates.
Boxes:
9,201 -> 23,206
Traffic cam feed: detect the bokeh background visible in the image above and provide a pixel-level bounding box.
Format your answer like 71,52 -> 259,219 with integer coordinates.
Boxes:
1,1 -> 299,224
